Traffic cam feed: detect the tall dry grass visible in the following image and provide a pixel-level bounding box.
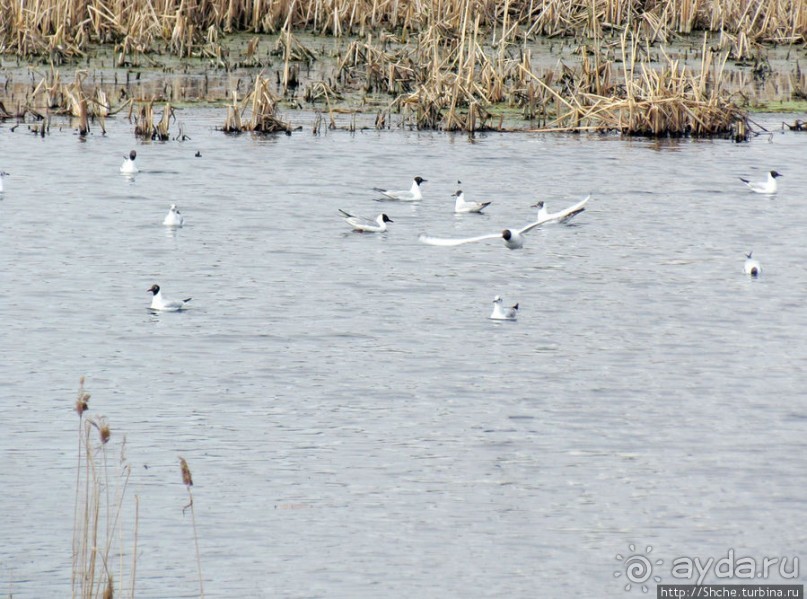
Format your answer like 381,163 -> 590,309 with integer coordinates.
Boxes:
222,73 -> 293,133
71,377 -> 138,599
179,457 -> 205,598
0,0 -> 803,61
519,30 -> 746,136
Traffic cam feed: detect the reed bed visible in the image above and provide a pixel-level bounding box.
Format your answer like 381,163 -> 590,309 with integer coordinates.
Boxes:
1,0 -> 794,137
222,74 -> 293,133
72,377 -> 138,599
519,31 -> 747,137
0,0 -> 803,63
128,99 -> 176,139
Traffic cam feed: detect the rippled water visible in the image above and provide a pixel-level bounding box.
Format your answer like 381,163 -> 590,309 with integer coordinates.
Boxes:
1,112 -> 806,597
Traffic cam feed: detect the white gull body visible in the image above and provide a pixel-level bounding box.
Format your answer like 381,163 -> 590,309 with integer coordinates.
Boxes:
373,177 -> 427,201
148,284 -> 191,311
489,296 -> 519,320
739,171 -> 781,194
163,204 -> 185,227
120,150 -> 139,175
453,190 -> 491,214
339,209 -> 393,233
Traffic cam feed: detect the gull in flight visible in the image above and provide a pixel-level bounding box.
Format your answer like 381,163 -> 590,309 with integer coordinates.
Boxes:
739,171 -> 781,194
453,190 -> 491,214
147,284 -> 191,311
339,208 -> 393,233
744,252 -> 761,277
163,204 -> 185,227
0,171 -> 9,193
373,176 -> 427,201
531,195 -> 589,224
419,218 -> 545,250
489,296 -> 519,321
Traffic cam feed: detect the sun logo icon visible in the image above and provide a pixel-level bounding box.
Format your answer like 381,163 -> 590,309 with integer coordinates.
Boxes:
614,544 -> 663,593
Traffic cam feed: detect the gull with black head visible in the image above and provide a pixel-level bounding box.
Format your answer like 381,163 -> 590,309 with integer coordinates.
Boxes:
339,209 -> 393,233
373,176 -> 427,201
739,171 -> 781,194
147,284 -> 192,311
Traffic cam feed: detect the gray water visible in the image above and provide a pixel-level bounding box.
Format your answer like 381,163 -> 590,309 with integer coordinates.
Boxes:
1,111 -> 806,598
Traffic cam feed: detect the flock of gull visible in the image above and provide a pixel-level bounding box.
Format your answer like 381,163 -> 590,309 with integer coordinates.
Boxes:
340,175 -> 591,320
5,150 -> 775,317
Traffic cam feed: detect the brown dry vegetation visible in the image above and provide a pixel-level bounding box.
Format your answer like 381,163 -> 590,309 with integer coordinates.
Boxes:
0,0 -> 804,137
72,377 -> 138,599
0,0 -> 803,58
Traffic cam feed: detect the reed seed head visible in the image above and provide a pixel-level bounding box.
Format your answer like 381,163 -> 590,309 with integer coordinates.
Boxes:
179,457 -> 194,487
75,377 -> 90,416
98,420 -> 111,444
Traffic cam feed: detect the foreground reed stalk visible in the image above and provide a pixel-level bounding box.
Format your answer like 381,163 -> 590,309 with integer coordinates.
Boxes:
71,378 -> 137,599
180,457 -> 205,599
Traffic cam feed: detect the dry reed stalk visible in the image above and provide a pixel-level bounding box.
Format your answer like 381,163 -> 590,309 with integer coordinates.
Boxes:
128,99 -> 176,140
71,378 -> 137,599
4,0 -> 803,62
179,457 -> 205,599
221,74 -> 292,133
519,27 -> 746,137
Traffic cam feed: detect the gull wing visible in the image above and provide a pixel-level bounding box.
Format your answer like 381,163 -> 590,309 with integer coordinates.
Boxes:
557,195 -> 591,218
515,220 -> 546,235
374,190 -> 414,201
418,232 -> 502,247
339,209 -> 376,228
552,195 -> 590,222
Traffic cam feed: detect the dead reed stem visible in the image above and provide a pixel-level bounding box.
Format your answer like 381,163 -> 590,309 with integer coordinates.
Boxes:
1,0 -> 802,62
180,457 -> 204,598
222,73 -> 292,133
71,378 -> 137,599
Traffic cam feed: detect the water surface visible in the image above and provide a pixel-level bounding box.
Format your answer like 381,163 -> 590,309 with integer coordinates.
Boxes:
1,112 -> 806,597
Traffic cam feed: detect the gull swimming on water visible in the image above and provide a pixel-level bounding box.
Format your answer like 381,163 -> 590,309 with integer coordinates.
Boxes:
121,150 -> 139,175
163,204 -> 185,227
339,208 -> 393,233
0,171 -> 8,193
419,218 -> 545,250
744,252 -> 761,277
739,171 -> 781,194
531,195 -> 590,224
373,176 -> 427,201
147,284 -> 191,311
489,296 -> 519,321
453,190 -> 491,214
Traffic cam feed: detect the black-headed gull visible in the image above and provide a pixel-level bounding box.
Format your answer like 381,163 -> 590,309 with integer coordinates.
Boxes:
373,176 -> 427,201
489,296 -> 519,320
163,204 -> 185,227
419,218 -> 544,250
0,171 -> 8,193
147,284 -> 191,311
453,190 -> 491,214
121,150 -> 139,175
744,252 -> 761,277
739,171 -> 781,194
531,195 -> 589,224
339,208 -> 393,233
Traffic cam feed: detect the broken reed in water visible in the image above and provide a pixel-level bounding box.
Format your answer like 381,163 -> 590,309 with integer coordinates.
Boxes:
222,74 -> 293,133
